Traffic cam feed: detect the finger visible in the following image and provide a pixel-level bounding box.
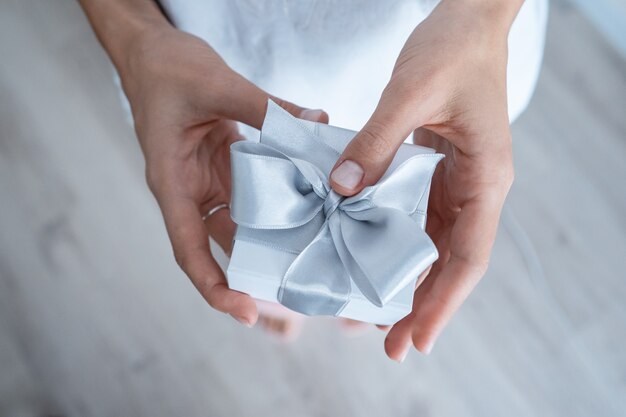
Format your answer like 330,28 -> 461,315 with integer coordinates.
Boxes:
412,127 -> 435,148
381,264 -> 432,361
270,95 -> 329,124
329,86 -> 428,196
218,74 -> 328,127
415,264 -> 433,290
384,259 -> 447,360
160,194 -> 258,326
199,123 -> 238,256
202,206 -> 235,256
411,255 -> 485,354
384,310 -> 416,362
386,197 -> 504,357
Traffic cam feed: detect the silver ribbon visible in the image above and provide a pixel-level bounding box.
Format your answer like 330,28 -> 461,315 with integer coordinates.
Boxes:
230,100 -> 443,316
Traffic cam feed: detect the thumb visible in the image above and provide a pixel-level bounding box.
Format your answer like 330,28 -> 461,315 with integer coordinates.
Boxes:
269,95 -> 329,124
329,97 -> 420,196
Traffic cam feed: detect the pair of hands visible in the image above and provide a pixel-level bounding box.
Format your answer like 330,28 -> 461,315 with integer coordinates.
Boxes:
117,0 -> 516,361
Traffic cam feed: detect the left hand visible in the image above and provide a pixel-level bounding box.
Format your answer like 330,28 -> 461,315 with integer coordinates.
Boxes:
119,25 -> 328,327
329,0 -> 521,360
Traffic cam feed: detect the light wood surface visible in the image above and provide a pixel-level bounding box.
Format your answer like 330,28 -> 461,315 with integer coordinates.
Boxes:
1,1 -> 625,416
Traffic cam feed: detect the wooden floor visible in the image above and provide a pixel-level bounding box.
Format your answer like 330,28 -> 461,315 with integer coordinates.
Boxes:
1,1 -> 625,416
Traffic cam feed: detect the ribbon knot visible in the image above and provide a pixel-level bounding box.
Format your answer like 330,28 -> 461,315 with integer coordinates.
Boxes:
323,190 -> 343,219
229,100 -> 444,317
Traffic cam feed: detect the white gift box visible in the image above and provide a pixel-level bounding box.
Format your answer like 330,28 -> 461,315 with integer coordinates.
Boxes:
227,103 -> 440,325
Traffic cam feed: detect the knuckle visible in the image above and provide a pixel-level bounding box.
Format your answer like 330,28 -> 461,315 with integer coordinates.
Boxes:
503,166 -> 515,189
452,253 -> 490,279
496,158 -> 515,192
472,258 -> 490,276
145,166 -> 160,194
386,64 -> 436,105
354,120 -> 394,160
484,144 -> 514,195
198,277 -> 224,311
145,161 -> 177,197
173,246 -> 203,279
467,256 -> 490,277
173,247 -> 189,270
385,75 -> 424,104
204,286 -> 219,309
172,240 -> 210,276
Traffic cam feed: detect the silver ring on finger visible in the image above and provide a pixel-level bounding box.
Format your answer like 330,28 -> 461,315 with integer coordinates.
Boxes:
202,203 -> 229,221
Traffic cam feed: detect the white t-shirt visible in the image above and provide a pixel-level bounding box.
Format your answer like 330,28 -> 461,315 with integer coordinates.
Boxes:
157,0 -> 548,131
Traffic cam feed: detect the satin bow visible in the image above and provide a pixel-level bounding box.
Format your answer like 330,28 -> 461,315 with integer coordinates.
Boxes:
229,100 -> 443,316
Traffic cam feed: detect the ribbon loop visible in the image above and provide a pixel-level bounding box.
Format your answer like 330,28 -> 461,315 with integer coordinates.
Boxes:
230,100 -> 444,317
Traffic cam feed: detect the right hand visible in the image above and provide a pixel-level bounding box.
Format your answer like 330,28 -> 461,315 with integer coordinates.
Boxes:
328,0 -> 517,358
119,26 -> 328,327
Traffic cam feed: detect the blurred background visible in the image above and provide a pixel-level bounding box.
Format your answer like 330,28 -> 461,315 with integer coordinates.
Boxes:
1,1 -> 625,416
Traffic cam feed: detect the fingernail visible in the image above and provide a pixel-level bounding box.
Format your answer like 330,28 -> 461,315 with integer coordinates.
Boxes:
231,314 -> 253,328
300,108 -> 324,121
420,339 -> 436,355
398,344 -> 411,363
385,335 -> 411,363
331,160 -> 363,190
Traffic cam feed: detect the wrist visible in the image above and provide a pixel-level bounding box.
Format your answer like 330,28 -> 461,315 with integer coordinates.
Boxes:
117,23 -> 175,83
79,0 -> 171,76
440,0 -> 523,36
107,17 -> 172,78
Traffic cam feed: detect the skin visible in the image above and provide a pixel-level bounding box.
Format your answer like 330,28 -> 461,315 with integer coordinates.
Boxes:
79,0 -> 328,328
79,0 -> 522,360
329,0 -> 522,360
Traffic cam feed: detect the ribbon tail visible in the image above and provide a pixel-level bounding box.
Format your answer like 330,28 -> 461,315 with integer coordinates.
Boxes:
340,207 -> 439,307
278,221 -> 351,316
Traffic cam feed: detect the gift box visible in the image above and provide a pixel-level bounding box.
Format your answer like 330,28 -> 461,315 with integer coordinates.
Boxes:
227,100 -> 443,325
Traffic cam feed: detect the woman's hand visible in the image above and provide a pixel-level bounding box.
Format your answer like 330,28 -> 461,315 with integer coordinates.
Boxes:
79,1 -> 327,327
329,0 -> 522,359
125,28 -> 328,327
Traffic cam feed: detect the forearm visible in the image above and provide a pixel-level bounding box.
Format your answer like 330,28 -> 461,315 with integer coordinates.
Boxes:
78,0 -> 170,74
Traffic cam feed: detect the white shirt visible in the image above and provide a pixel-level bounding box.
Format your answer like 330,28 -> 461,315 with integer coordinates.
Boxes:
158,0 -> 548,131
